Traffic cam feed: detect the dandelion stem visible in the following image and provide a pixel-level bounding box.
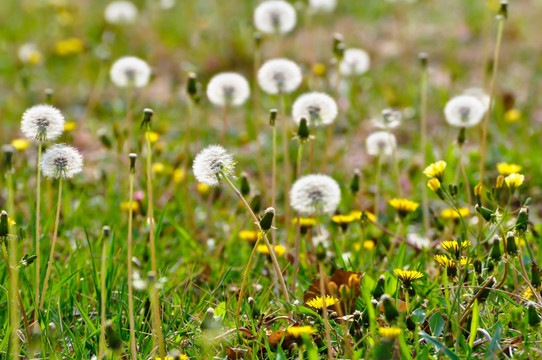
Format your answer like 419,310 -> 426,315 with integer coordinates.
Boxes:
479,14 -> 505,186
374,155 -> 382,219
39,177 -> 63,310
236,232 -> 262,327
127,166 -> 137,360
183,98 -> 196,231
271,121 -> 277,245
279,94 -> 292,245
145,128 -> 166,359
318,263 -> 333,360
221,104 -> 230,144
222,174 -> 290,302
420,57 -> 430,234
99,232 -> 108,360
35,140 -> 42,320
291,141 -> 304,295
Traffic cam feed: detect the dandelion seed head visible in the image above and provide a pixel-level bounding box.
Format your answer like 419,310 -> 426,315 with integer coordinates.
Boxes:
110,56 -> 151,88
366,131 -> 396,157
206,72 -> 250,107
258,58 -> 302,95
21,104 -> 65,142
290,174 -> 341,215
254,0 -> 297,34
339,48 -> 370,76
104,1 -> 138,24
444,95 -> 485,128
292,92 -> 338,126
372,108 -> 402,129
41,144 -> 83,180
309,0 -> 337,13
463,88 -> 490,112
192,145 -> 235,186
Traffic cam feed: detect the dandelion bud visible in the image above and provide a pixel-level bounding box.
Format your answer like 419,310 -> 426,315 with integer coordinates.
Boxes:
187,72 -> 198,98
474,183 -> 483,205
141,108 -> 154,129
473,258 -> 482,275
332,33 -> 344,55
240,172 -> 250,197
475,204 -> 494,222
350,169 -> 360,194
381,294 -> 399,323
457,127 -> 466,146
269,109 -> 278,126
105,321 -> 122,351
250,192 -> 262,214
506,232 -> 518,257
516,206 -> 529,235
531,263 -> 541,289
499,1 -> 508,19
129,153 -> 137,173
3,145 -> 15,170
448,184 -> 458,198
297,118 -> 309,141
98,128 -> 112,149
418,52 -> 428,68
372,275 -> 385,300
0,211 -> 8,238
496,175 -> 504,189
254,32 -> 262,48
102,226 -> 111,237
45,88 -> 54,103
335,42 -> 345,60
490,236 -> 502,262
527,303 -> 540,327
259,207 -> 275,231
315,242 -> 327,261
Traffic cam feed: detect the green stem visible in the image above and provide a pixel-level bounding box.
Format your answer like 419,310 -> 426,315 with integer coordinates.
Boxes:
99,233 -> 108,360
127,170 -> 137,360
420,62 -> 430,234
35,140 -> 43,320
374,155 -> 382,219
279,94 -> 292,246
39,178 -> 63,310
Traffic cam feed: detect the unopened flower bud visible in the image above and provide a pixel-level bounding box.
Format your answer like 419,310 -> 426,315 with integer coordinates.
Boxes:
506,231 -> 518,257
259,207 -> 275,231
297,118 -> 309,141
350,169 -> 360,194
129,153 -> 137,173
240,172 -> 250,197
269,109 -> 277,126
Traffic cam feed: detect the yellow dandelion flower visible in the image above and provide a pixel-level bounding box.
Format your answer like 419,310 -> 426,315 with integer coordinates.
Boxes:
440,207 -> 470,220
440,241 -> 469,253
152,162 -> 166,174
239,230 -> 259,243
54,37 -> 84,56
305,295 -> 340,310
149,131 -> 160,143
522,287 -> 534,300
427,178 -> 441,192
497,162 -> 522,176
504,109 -> 521,123
257,244 -> 286,257
64,121 -> 77,132
350,210 -> 376,222
389,198 -> 419,217
460,257 -> 471,266
434,255 -> 455,268
312,63 -> 327,77
155,356 -> 188,360
11,138 -> 31,151
393,269 -> 424,284
197,183 -> 211,195
292,217 -> 317,227
121,201 -> 139,212
286,326 -> 317,338
423,160 -> 447,179
332,214 -> 356,225
379,327 -> 402,339
496,175 -> 504,189
174,168 -> 185,183
505,173 -> 524,189
363,240 -> 376,251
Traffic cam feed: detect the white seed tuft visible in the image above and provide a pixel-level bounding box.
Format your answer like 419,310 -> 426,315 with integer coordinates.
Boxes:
206,72 -> 250,107
292,92 -> 338,126
290,174 -> 341,216
21,104 -> 65,142
193,145 -> 235,186
41,144 -> 84,180
110,56 -> 151,88
254,0 -> 297,34
258,58 -> 302,95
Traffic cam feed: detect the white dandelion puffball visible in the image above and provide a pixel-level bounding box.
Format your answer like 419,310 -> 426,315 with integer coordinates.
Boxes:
21,104 -> 65,142
372,108 -> 402,129
290,174 -> 341,215
104,1 -> 138,24
309,0 -> 337,13
206,72 -> 250,107
193,145 -> 235,186
254,0 -> 297,34
339,48 -> 370,76
110,56 -> 151,88
18,43 -> 42,64
366,131 -> 397,157
258,58 -> 302,95
463,88 -> 490,112
444,95 -> 485,128
292,92 -> 338,126
41,144 -> 84,180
